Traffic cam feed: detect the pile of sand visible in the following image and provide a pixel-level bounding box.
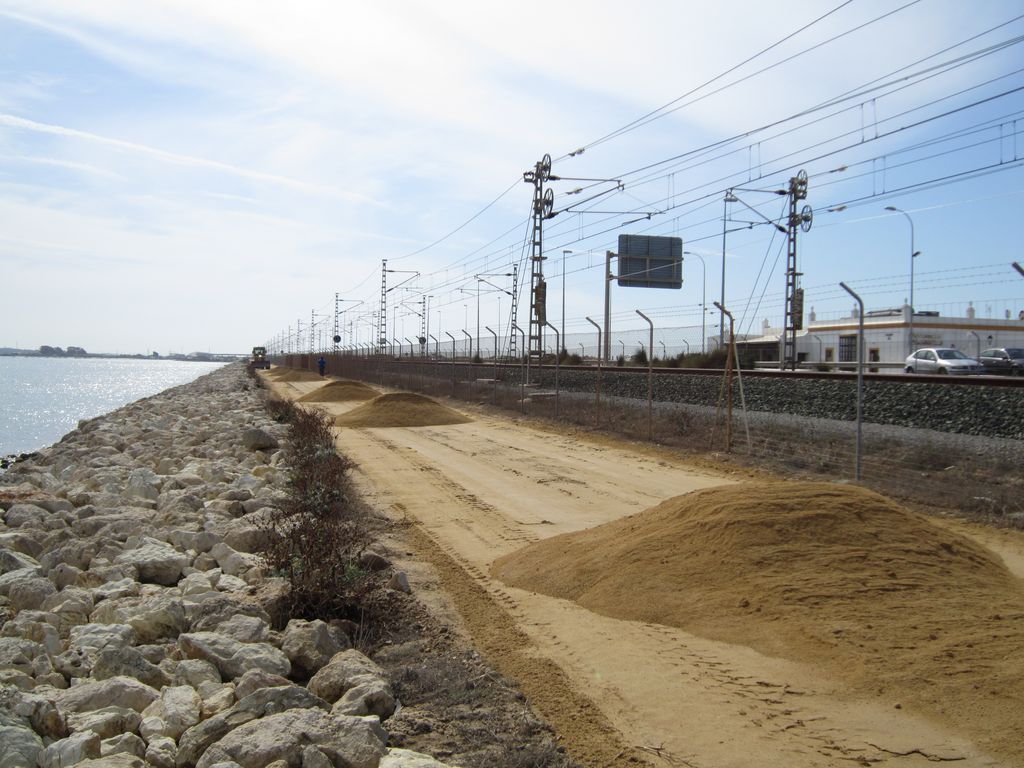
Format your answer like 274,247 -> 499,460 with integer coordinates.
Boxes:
297,380 -> 377,403
264,367 -> 322,383
335,392 -> 471,428
494,481 -> 1024,761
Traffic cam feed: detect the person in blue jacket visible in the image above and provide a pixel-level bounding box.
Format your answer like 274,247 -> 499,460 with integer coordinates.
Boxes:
317,356 -> 326,377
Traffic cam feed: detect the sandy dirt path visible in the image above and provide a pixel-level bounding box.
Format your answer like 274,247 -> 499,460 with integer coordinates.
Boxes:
270,376 -> 1008,767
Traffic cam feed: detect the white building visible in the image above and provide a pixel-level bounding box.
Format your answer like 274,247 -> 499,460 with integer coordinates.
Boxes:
738,303 -> 1024,369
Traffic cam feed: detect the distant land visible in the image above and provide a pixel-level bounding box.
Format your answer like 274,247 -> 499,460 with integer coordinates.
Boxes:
0,346 -> 243,362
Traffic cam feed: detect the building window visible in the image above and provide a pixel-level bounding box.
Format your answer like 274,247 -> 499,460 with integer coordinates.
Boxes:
839,335 -> 857,362
824,348 -> 834,362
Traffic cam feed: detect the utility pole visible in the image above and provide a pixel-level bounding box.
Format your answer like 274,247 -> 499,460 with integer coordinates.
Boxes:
509,263 -> 519,360
379,260 -> 388,353
523,154 -> 555,370
782,171 -> 812,370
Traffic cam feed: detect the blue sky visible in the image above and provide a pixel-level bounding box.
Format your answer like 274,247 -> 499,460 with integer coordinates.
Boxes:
1,1 -> 1022,355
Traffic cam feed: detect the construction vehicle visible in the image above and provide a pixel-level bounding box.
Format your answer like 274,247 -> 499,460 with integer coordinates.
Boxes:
250,346 -> 270,370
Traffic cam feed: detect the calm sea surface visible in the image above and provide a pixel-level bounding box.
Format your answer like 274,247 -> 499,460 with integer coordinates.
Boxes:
0,357 -> 226,456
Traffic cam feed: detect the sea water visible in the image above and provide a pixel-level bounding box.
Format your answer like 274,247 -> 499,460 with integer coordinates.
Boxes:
0,357 -> 225,456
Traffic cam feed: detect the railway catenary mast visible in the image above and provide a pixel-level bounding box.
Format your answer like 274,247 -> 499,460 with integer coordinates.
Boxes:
522,154 -> 555,371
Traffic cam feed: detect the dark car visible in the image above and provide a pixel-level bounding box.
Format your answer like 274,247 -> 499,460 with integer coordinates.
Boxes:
978,347 -> 1024,376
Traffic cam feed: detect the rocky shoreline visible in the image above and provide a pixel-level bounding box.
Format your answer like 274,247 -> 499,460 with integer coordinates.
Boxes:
0,364 -> 464,768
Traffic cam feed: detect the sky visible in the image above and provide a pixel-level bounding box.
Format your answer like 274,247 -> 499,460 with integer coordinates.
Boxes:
1,0 -> 1023,355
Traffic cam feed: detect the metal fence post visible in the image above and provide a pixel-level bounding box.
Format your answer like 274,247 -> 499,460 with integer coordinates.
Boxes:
585,316 -> 602,425
839,282 -> 864,481
445,332 -> 456,396
635,310 -> 653,440
485,326 -> 498,404
545,321 -> 560,419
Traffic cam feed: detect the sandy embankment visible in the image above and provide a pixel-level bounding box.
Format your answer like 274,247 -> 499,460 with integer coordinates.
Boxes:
277,368 -> 1024,768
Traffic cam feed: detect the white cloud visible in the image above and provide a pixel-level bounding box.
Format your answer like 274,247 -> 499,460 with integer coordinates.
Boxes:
0,113 -> 375,202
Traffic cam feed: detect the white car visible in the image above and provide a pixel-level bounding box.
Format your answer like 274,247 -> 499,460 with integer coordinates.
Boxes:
904,348 -> 985,375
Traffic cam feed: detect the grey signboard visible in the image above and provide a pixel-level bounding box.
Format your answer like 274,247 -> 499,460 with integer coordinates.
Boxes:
616,235 -> 683,289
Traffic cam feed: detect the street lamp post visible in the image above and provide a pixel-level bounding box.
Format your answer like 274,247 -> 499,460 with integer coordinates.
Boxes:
885,206 -> 922,355
684,250 -> 707,353
720,190 -> 737,345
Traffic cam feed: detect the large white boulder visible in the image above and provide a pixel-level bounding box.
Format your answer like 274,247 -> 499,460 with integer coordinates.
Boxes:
114,539 -> 187,586
139,685 -> 202,740
37,729 -> 102,768
178,632 -> 290,680
280,619 -> 347,679
381,749 -> 462,768
307,649 -> 385,704
194,709 -> 385,768
55,676 -> 160,715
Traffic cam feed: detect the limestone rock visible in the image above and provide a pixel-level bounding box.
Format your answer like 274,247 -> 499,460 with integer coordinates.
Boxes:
169,658 -> 222,689
69,622 -> 137,654
114,539 -> 187,586
177,631 -> 240,673
91,578 -> 141,603
139,685 -> 202,740
241,429 -> 278,451
281,619 -> 346,679
380,749 -> 461,768
50,563 -> 83,590
213,614 -> 268,644
3,503 -> 49,529
42,586 -> 96,630
124,469 -> 161,501
79,753 -> 147,768
0,720 -> 44,768
307,649 -> 385,704
92,646 -> 171,689
55,676 -> 160,715
145,734 -> 177,768
232,669 -> 291,700
100,731 -> 147,759
358,551 -> 390,572
226,642 -> 290,680
90,595 -> 187,643
38,728 -> 101,768
178,631 -> 289,680
66,706 -> 142,740
8,576 -> 57,611
0,636 -> 53,678
200,685 -> 236,718
0,612 -> 63,655
0,685 -> 67,739
0,549 -> 40,575
193,709 -> 385,768
332,676 -> 397,720
208,543 -> 258,578
301,745 -> 332,768
176,685 -> 329,767
387,572 -> 411,594
188,597 -> 270,634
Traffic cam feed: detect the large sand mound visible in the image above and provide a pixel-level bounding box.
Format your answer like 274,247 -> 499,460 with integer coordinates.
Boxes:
335,392 -> 471,428
297,380 -> 377,403
494,481 -> 1024,760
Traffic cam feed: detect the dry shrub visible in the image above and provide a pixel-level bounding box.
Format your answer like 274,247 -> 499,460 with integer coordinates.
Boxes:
263,395 -> 295,424
258,403 -> 378,622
